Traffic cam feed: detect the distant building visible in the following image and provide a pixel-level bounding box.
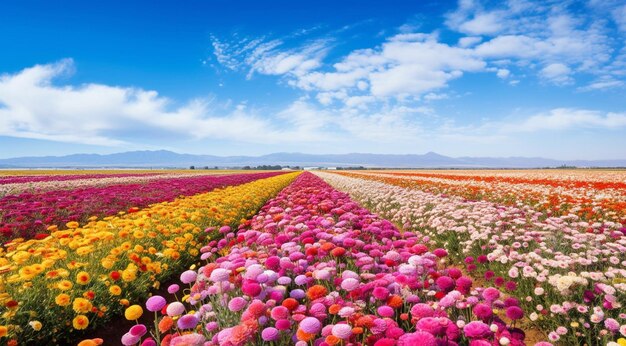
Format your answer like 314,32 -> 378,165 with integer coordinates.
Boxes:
326,167 -> 337,170
281,167 -> 293,171
304,167 -> 319,171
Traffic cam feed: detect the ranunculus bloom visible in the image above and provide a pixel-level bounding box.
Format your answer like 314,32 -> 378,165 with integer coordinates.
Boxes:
146,295 -> 166,312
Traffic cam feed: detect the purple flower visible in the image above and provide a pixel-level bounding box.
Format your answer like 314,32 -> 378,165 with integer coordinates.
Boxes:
146,295 -> 166,312
177,314 -> 199,329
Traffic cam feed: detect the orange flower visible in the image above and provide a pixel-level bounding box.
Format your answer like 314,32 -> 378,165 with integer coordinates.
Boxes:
330,247 -> 346,257
158,316 -> 174,333
282,298 -> 299,311
76,271 -> 91,285
320,242 -> 335,252
296,328 -> 316,342
306,285 -> 328,300
72,315 -> 89,330
387,295 -> 403,308
355,315 -> 374,328
352,327 -> 364,335
325,335 -> 341,345
329,304 -> 342,315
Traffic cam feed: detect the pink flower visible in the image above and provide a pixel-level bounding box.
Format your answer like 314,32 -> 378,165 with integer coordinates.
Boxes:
180,270 -> 197,284
463,321 -> 492,339
332,324 -> 353,339
270,306 -> 289,320
482,287 -> 500,302
377,305 -> 395,317
410,303 -> 434,319
261,327 -> 279,341
398,331 -> 436,346
473,303 -> 493,320
146,295 -> 166,312
299,317 -> 322,334
275,319 -> 291,330
228,297 -> 248,312
341,278 -> 360,291
170,333 -> 206,346
129,324 -> 147,337
372,287 -> 390,300
505,306 -> 524,320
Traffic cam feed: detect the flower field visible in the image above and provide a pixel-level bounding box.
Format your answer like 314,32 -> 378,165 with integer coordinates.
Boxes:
0,171 -> 298,344
0,172 -> 283,240
317,170 -> 626,345
0,168 -> 624,345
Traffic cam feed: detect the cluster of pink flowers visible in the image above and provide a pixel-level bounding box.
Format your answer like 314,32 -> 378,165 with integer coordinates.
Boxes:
128,173 -> 538,346
0,172 -> 283,240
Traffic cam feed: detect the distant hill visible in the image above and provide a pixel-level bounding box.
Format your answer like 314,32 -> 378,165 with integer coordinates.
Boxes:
0,150 -> 624,168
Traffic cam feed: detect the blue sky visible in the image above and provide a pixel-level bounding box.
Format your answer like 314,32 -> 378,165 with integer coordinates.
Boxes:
1,0 -> 625,160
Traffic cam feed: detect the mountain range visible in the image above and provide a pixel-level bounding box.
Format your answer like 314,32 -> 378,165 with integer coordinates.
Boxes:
0,150 -> 625,168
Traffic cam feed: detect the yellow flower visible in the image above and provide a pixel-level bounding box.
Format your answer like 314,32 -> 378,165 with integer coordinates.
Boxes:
76,271 -> 91,285
124,305 -> 143,320
121,269 -> 136,282
57,280 -> 73,290
72,298 -> 93,314
29,320 -> 42,331
55,294 -> 71,307
120,299 -> 130,306
618,338 -> 626,346
66,221 -> 80,229
109,285 -> 122,296
72,315 -> 89,330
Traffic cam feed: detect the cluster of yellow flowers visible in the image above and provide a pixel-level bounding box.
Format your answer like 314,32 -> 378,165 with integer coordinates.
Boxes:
0,172 -> 299,344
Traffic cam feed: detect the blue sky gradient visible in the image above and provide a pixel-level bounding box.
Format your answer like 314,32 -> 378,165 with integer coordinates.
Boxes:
1,0 -> 625,159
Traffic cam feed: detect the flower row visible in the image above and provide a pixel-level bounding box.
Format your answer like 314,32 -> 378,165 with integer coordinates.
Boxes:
342,171 -> 626,224
0,172 -> 284,240
0,172 -> 299,344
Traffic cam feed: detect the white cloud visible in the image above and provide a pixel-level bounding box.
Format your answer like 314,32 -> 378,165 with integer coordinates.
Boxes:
578,79 -> 625,91
0,60 -> 331,146
504,108 -> 626,132
613,4 -> 626,32
540,63 -> 573,85
458,12 -> 503,35
496,68 -> 510,79
458,36 -> 482,47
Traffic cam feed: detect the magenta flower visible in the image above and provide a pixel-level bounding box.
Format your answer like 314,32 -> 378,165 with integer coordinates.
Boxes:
398,331 -> 436,346
473,303 -> 493,320
463,321 -> 492,339
129,324 -> 147,337
505,306 -> 524,320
